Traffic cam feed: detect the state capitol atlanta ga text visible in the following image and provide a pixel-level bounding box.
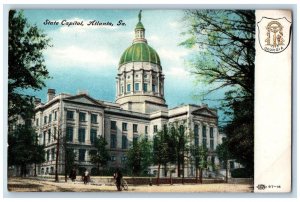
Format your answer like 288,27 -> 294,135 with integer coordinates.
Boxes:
43,19 -> 126,27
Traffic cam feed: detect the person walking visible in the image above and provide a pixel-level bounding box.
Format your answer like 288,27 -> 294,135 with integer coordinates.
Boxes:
83,169 -> 89,184
114,168 -> 122,191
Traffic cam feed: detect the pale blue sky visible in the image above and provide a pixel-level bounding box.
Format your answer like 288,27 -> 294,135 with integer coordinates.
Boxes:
22,9 -> 225,120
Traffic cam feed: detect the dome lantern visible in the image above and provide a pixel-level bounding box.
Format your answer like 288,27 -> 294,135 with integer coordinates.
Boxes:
133,10 -> 147,44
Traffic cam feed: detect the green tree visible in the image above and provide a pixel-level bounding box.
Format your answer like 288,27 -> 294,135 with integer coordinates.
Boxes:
65,148 -> 77,179
181,10 -> 255,175
8,124 -> 45,177
89,136 -> 110,175
8,10 -> 51,123
126,137 -> 152,176
216,138 -> 232,182
153,131 -> 169,184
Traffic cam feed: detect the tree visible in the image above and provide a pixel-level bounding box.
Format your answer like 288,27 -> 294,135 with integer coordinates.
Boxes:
64,148 -> 77,180
89,136 -> 110,175
216,138 -> 232,182
153,131 -> 169,184
8,10 -> 51,123
8,124 -> 45,177
126,137 -> 152,176
181,10 -> 255,175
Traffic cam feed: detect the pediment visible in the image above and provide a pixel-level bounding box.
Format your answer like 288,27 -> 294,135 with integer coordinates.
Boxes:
64,94 -> 104,107
191,107 -> 217,118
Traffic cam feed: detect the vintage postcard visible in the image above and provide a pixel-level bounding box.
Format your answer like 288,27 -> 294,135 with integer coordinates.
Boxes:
5,8 -> 292,193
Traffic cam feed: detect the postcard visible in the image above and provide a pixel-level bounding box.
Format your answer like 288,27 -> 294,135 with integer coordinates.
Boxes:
5,8 -> 292,193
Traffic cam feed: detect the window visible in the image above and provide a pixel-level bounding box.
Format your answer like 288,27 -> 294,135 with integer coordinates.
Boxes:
135,74 -> 139,78
51,148 -> 55,161
145,126 -> 148,134
36,118 -> 39,126
179,125 -> 184,135
194,125 -> 199,146
122,135 -> 127,149
210,139 -> 214,150
78,128 -> 86,143
54,111 -> 57,120
90,129 -> 97,144
46,150 -> 50,161
163,124 -> 167,132
111,134 -> 117,148
210,127 -> 214,138
121,156 -> 127,163
127,84 -> 131,92
143,83 -> 148,91
67,111 -> 74,120
43,131 -> 46,145
133,136 -> 138,146
127,76 -> 130,79
144,74 -> 147,79
48,129 -> 51,143
211,156 -> 215,165
91,114 -> 97,123
79,149 -> 86,161
134,83 -> 140,91
203,138 -> 207,147
66,126 -> 73,142
44,116 -> 47,124
152,84 -> 156,92
133,124 -> 138,133
111,121 -> 117,130
49,114 -> 52,123
153,125 -> 158,133
79,112 -> 86,122
122,122 -> 127,131
111,156 -> 116,161
53,127 -> 57,140
202,125 -> 207,137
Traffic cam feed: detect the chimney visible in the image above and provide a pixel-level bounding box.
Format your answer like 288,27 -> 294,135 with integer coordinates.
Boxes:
47,89 -> 56,102
34,97 -> 41,106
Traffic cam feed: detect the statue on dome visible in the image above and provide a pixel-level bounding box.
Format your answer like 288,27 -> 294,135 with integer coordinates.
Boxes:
138,10 -> 142,22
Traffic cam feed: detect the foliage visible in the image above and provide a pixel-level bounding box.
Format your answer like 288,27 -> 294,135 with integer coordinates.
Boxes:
216,138 -> 231,168
181,10 -> 255,175
126,137 -> 153,176
8,124 -> 45,176
231,168 -> 253,178
65,148 -> 77,176
8,10 -> 51,122
89,136 -> 110,174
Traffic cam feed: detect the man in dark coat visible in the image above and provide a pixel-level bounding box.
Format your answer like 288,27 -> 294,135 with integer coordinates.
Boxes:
114,168 -> 122,191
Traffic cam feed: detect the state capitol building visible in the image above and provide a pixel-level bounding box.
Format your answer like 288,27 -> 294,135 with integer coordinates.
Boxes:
33,13 -> 222,177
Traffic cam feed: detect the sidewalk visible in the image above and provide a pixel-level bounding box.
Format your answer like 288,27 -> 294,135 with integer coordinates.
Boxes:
8,177 -> 253,192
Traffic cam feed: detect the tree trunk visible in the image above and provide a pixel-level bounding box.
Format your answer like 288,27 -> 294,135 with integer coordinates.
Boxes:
181,156 -> 184,184
34,163 -> 37,177
225,160 -> 228,183
195,166 -> 198,183
177,155 -> 181,177
169,168 -> 173,185
156,163 -> 161,185
200,168 -> 203,184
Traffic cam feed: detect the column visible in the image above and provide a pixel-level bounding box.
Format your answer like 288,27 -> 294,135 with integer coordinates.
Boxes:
141,69 -> 144,94
157,73 -> 160,95
123,73 -> 126,95
131,70 -> 134,93
150,70 -> 153,94
74,110 -> 79,143
115,77 -> 119,97
86,112 -> 91,144
99,112 -> 103,137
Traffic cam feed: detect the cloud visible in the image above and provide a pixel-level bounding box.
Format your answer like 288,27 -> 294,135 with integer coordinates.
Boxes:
164,67 -> 190,77
44,45 -> 118,70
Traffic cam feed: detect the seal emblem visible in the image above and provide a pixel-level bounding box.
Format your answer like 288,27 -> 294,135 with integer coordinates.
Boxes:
257,17 -> 292,53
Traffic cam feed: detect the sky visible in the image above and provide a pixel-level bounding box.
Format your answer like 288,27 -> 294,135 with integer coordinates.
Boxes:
21,9 -> 225,118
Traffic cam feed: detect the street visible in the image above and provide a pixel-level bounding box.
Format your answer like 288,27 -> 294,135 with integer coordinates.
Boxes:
8,177 -> 253,192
